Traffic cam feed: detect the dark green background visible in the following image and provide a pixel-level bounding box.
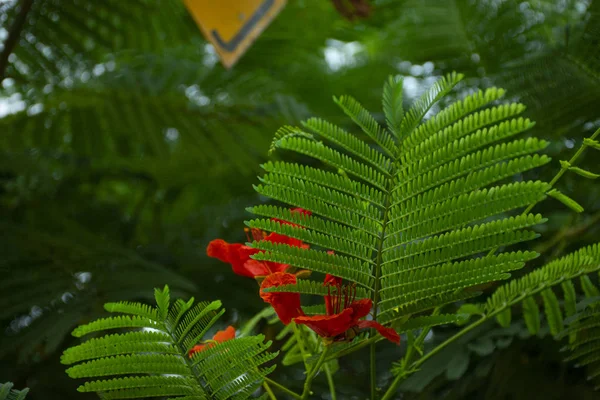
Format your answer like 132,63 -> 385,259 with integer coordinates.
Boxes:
1,0 -> 599,398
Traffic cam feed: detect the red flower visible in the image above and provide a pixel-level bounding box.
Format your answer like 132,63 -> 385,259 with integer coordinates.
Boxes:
188,325 -> 236,357
207,236 -> 289,279
260,272 -> 304,324
272,208 -> 312,227
263,232 -> 309,250
295,277 -> 400,344
323,273 -> 342,314
207,208 -> 310,279
261,273 -> 400,344
323,273 -> 342,286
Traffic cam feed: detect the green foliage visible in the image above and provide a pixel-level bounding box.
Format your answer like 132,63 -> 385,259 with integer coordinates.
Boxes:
0,383 -> 29,400
560,297 -> 600,390
0,72 -> 287,185
382,76 -> 404,137
374,0 -> 600,141
544,127 -> 600,214
395,242 -> 600,395
397,320 -> 538,392
396,314 -> 470,333
1,0 -> 599,397
398,72 -> 464,142
483,243 -> 600,336
0,215 -> 195,363
0,0 -> 194,83
560,161 -> 600,180
61,286 -> 277,400
585,138 -> 600,151
548,189 -> 585,213
251,73 -> 551,328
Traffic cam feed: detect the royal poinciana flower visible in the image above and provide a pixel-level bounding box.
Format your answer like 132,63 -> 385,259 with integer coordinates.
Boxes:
188,325 -> 236,357
207,208 -> 311,279
259,272 -> 304,324
272,207 -> 311,227
260,272 -> 400,344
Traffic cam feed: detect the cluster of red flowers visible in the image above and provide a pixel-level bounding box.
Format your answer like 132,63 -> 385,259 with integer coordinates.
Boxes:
205,208 -> 400,346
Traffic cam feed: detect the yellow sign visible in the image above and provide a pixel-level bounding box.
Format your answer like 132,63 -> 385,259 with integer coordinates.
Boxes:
183,0 -> 286,69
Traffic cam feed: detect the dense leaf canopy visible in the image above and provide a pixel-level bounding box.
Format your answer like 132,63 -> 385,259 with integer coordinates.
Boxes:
1,0 -> 599,399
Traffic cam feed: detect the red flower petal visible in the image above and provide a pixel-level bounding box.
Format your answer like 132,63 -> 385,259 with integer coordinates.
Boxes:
295,308 -> 354,338
188,326 -> 236,357
207,239 -> 267,278
213,326 -> 236,343
264,232 -> 309,249
267,261 -> 291,274
241,260 -> 272,277
260,272 -> 304,324
356,320 -> 400,344
262,232 -> 309,273
349,298 -> 372,321
272,208 -> 312,227
292,208 -> 311,216
323,274 -> 342,287
188,344 -> 206,357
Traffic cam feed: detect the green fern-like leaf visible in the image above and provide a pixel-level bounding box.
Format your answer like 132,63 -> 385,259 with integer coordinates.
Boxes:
581,276 -> 600,298
482,243 -> 600,337
0,382 -> 29,400
541,289 -> 564,337
560,295 -> 600,390
252,72 -> 551,330
61,285 -> 277,400
399,72 -> 464,142
382,76 -> 404,137
0,216 -> 196,363
396,314 -> 469,333
522,296 -> 541,335
261,278 -> 369,298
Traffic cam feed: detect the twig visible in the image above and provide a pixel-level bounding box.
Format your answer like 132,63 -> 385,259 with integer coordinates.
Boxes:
487,126 -> 600,258
264,377 -> 302,400
324,363 -> 337,400
301,345 -> 330,399
0,0 -> 34,80
262,381 -> 277,400
524,126 -> 600,215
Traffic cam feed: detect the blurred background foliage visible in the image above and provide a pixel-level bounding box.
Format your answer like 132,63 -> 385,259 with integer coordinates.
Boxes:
0,0 -> 599,398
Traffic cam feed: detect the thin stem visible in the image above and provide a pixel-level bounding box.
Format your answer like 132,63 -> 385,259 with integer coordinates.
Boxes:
0,0 -> 34,80
264,377 -> 302,400
301,345 -> 331,400
487,126 -> 600,257
402,308 -> 440,366
371,176 -> 393,399
325,336 -> 381,362
263,381 -> 277,400
292,323 -> 311,371
381,316 -> 484,400
370,344 -> 377,399
324,363 -> 337,400
524,126 -> 600,215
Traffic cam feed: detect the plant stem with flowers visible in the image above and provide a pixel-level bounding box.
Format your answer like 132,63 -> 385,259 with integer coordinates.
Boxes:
207,207 -> 401,398
59,75 -> 600,400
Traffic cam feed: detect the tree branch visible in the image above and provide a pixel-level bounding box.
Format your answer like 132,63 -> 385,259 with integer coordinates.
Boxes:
0,0 -> 34,80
